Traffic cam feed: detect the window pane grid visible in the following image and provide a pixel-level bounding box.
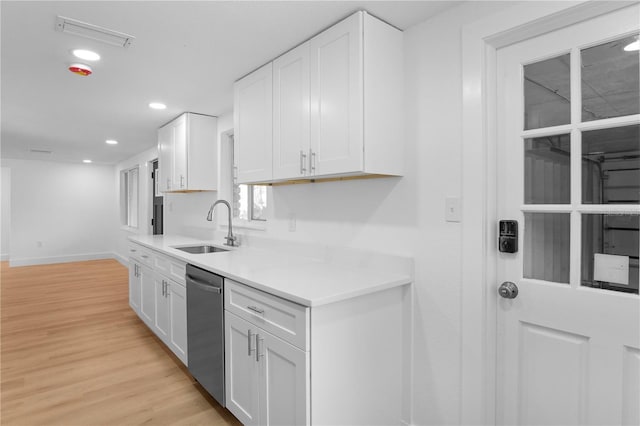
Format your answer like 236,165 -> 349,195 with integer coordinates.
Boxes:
521,35 -> 639,294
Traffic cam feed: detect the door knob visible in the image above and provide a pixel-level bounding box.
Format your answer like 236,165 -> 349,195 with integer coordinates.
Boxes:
499,281 -> 518,299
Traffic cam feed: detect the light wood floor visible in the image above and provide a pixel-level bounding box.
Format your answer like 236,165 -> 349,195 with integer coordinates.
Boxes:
0,259 -> 242,426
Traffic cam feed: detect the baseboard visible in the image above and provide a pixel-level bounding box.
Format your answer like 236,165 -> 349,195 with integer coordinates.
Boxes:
9,252 -> 117,267
113,252 -> 129,267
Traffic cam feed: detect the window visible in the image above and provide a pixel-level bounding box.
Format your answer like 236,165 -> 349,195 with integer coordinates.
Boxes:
228,134 -> 267,223
121,167 -> 139,228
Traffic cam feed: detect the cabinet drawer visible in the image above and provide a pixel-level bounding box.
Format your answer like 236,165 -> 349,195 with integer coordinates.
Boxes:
128,243 -> 152,265
154,253 -> 186,285
225,279 -> 309,351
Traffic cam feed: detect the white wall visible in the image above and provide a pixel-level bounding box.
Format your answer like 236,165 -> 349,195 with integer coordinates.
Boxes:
2,159 -> 118,266
1,167 -> 11,260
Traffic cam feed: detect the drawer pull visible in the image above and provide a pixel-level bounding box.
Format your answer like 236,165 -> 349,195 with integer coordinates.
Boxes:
247,305 -> 264,315
248,329 -> 254,356
256,334 -> 264,362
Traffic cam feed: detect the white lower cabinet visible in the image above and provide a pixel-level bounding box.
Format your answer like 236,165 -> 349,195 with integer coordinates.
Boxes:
140,265 -> 155,328
128,259 -> 142,313
167,280 -> 188,363
225,311 -> 309,426
128,244 -> 188,366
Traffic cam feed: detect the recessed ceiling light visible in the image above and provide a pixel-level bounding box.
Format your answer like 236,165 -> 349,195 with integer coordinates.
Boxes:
149,102 -> 167,110
83,159 -> 92,163
105,139 -> 118,145
623,39 -> 639,52
72,49 -> 100,61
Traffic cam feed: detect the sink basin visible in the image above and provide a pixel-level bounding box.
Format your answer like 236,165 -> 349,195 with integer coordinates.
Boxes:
173,245 -> 229,254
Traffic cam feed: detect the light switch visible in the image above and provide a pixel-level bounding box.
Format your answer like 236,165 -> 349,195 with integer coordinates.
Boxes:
445,197 -> 461,222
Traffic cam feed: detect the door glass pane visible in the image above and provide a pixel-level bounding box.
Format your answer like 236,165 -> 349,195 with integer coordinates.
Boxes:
581,34 -> 640,122
524,54 -> 571,130
582,125 -> 640,204
525,134 -> 571,204
524,213 -> 570,283
582,214 -> 639,294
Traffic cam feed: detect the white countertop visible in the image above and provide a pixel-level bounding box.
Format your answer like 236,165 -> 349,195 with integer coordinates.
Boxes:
128,235 -> 412,307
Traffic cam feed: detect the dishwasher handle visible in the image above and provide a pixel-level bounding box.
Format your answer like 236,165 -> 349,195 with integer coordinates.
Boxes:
188,277 -> 222,294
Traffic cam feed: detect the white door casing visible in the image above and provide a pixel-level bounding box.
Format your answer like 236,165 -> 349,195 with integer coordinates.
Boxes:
496,6 -> 639,425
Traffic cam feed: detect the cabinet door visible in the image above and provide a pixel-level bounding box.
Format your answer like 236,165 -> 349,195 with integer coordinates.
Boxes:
309,12 -> 363,176
168,281 -> 187,365
154,275 -> 170,344
158,123 -> 174,192
273,42 -> 310,180
225,312 -> 260,426
139,265 -> 156,327
173,114 -> 188,190
128,260 -> 141,313
234,62 -> 273,183
259,331 -> 309,426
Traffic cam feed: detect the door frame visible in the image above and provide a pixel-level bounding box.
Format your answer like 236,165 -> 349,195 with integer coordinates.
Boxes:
459,1 -> 637,423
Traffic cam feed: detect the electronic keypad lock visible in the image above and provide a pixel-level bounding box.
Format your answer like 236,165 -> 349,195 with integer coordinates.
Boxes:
499,220 -> 518,253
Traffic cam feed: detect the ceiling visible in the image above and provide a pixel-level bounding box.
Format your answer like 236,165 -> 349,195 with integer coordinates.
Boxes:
1,1 -> 461,165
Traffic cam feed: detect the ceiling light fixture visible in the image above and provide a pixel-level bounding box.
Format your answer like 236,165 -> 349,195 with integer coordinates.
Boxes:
83,159 -> 92,163
623,39 -> 639,52
56,16 -> 135,48
149,102 -> 167,110
72,49 -> 100,61
105,139 -> 118,145
69,63 -> 92,76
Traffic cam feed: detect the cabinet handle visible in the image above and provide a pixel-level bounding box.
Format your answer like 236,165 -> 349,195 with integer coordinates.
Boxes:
248,329 -> 254,356
309,149 -> 316,173
162,280 -> 166,297
247,305 -> 264,315
180,175 -> 184,188
165,281 -> 169,297
130,248 -> 137,253
256,334 -> 264,362
141,254 -> 149,259
300,150 -> 307,175
134,264 -> 138,277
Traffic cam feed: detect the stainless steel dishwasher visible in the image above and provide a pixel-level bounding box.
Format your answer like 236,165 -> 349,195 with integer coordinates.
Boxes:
186,264 -> 225,406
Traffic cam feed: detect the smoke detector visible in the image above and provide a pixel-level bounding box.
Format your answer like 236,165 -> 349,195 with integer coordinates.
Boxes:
56,16 -> 135,48
69,63 -> 92,76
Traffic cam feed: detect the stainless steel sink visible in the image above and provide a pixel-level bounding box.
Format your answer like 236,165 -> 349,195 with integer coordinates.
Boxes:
173,245 -> 229,254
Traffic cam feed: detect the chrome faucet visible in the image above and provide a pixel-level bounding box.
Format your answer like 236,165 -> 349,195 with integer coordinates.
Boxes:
206,199 -> 239,247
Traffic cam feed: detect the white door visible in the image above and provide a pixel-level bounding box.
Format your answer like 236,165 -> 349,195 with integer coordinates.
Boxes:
173,114 -> 188,190
168,281 -> 187,365
309,12 -> 363,177
496,6 -> 639,425
259,330 -> 309,425
157,123 -> 173,191
139,265 -> 156,328
154,275 -> 170,344
234,63 -> 273,184
273,41 -> 310,180
128,260 -> 141,312
225,312 -> 260,425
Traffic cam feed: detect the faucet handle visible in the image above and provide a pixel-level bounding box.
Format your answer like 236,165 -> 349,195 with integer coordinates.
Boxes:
225,235 -> 240,247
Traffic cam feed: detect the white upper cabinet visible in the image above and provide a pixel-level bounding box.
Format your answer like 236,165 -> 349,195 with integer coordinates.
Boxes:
273,42 -> 311,180
234,11 -> 403,184
309,12 -> 363,177
158,112 -> 218,192
234,63 -> 273,184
